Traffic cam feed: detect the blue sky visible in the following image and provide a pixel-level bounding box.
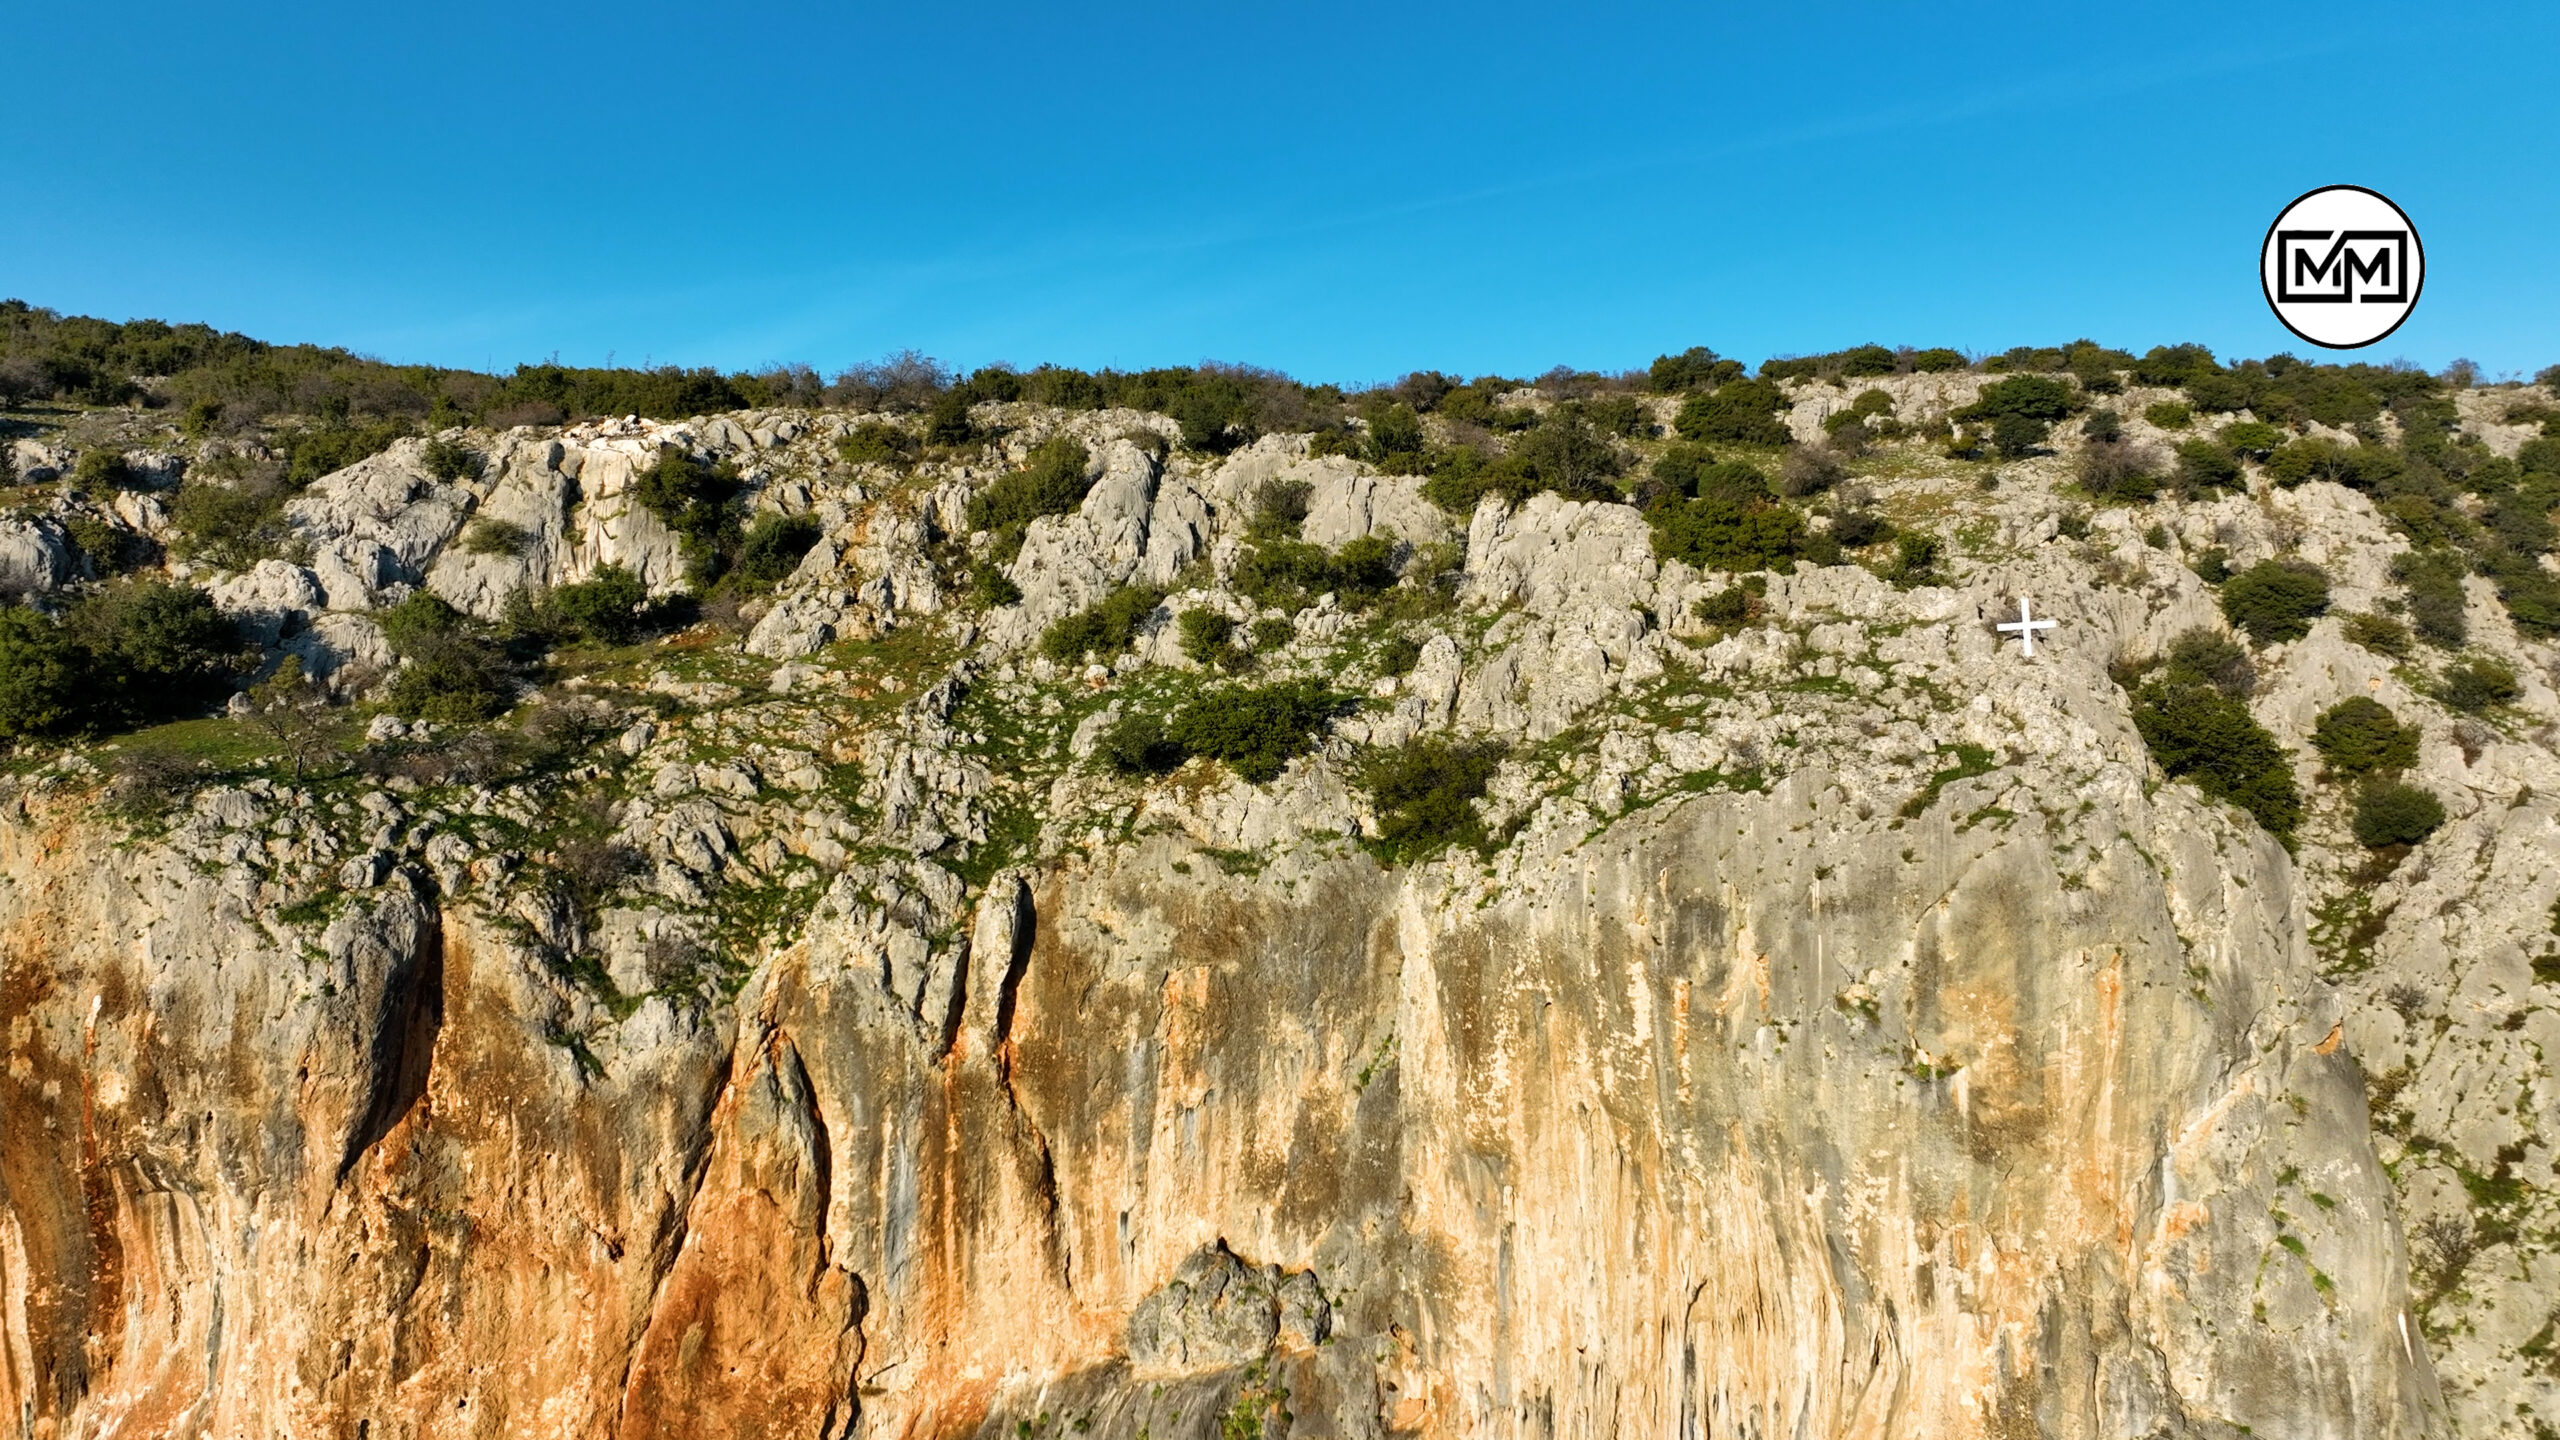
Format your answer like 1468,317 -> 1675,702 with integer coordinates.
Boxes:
6,2 -> 2553,383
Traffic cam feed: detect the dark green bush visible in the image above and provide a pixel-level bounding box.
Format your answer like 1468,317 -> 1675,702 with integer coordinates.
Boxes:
2312,696 -> 2418,777
2438,655 -> 2520,712
1363,402 -> 1427,466
1578,394 -> 1651,439
1375,633 -> 1422,676
2143,400 -> 2192,430
837,421 -> 916,467
2133,343 -> 2221,388
1647,490 -> 1804,573
281,418 -> 413,486
924,388 -> 977,447
1250,616 -> 1296,652
1991,413 -> 2048,458
1041,583 -> 1164,663
463,518 -> 532,556
2164,628 -> 2255,698
2341,611 -> 2413,657
2079,438 -> 2162,501
2131,677 -> 2300,841
65,515 -> 148,576
1695,586 -> 1753,626
1830,509 -> 1891,548
1672,379 -> 1790,446
970,560 -> 1021,607
1166,679 -> 1345,783
2352,780 -> 2445,849
1098,710 -> 1185,776
0,607 -> 84,737
2265,437 -> 2357,487
1960,375 -> 2075,429
1887,532 -> 1941,586
1647,347 -> 1742,393
2190,547 -> 2230,583
1360,737 -> 1503,863
732,513 -> 821,591
0,582 -> 250,738
2393,551 -> 2468,647
378,591 -> 514,721
1910,348 -> 1967,372
2081,409 -> 2122,443
1248,479 -> 1313,541
72,448 -> 138,491
2184,372 -> 2253,414
2219,421 -> 2283,461
2173,439 -> 2244,493
1177,607 -> 1237,667
968,437 -> 1093,534
633,451 -> 744,588
420,437 -> 482,481
550,564 -> 650,643
2219,560 -> 2330,643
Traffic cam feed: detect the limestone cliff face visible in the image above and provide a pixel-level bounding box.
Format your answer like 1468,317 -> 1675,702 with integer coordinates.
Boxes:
8,383 -> 2556,1437
0,765 -> 2437,1439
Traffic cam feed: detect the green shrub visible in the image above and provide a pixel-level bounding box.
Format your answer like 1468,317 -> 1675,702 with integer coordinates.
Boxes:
377,591 -> 514,721
1166,680 -> 1345,783
1177,607 -> 1238,667
2438,654 -> 2520,713
2393,551 -> 2468,647
2265,437 -> 2356,487
1098,710 -> 1184,776
2133,343 -> 2222,388
2219,421 -> 2284,461
1248,479 -> 1312,542
550,564 -> 650,643
1041,583 -> 1164,663
1333,534 -> 1399,596
169,480 -> 294,570
2219,559 -> 2329,642
1960,376 -> 2075,435
73,448 -> 139,491
1910,348 -> 1967,372
1360,737 -> 1503,863
463,518 -> 532,555
1578,394 -> 1651,439
1362,402 -> 1427,465
2190,547 -> 2230,583
2173,439 -> 2243,493
2341,611 -> 2412,657
2144,400 -> 2193,430
2352,780 -> 2445,849
2081,409 -> 2123,443
1990,413 -> 2048,458
2079,437 -> 2162,501
1887,532 -> 1941,586
1672,379 -> 1790,446
924,388 -> 977,447
1375,633 -> 1422,676
1695,586 -> 1754,626
281,417 -> 412,486
1830,509 -> 1891,548
2131,677 -> 2301,841
65,515 -> 147,576
732,513 -> 821,591
2311,697 -> 2418,778
1504,414 -> 1626,499
0,607 -> 86,737
1647,347 -> 1742,392
420,437 -> 482,481
838,421 -> 916,467
968,437 -> 1093,534
2164,628 -> 2255,697
970,561 -> 1022,607
1648,490 -> 1804,573
633,450 -> 744,588
1250,616 -> 1296,651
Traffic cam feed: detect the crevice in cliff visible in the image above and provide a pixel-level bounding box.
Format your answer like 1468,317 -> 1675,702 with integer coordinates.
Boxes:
335,886 -> 445,1188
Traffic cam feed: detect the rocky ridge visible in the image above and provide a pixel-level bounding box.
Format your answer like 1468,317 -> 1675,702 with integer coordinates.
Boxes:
0,374 -> 2555,1437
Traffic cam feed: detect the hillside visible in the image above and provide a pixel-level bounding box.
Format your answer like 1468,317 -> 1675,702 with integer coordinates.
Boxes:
1,326 -> 2557,1438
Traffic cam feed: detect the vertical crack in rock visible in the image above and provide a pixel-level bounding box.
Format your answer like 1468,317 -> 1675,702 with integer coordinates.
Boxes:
335,877 -> 445,1187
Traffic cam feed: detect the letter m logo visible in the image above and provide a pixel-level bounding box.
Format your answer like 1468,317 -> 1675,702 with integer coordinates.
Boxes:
2277,230 -> 2412,304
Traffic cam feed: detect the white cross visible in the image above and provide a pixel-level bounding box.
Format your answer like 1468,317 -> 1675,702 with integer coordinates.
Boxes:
1996,595 -> 2057,658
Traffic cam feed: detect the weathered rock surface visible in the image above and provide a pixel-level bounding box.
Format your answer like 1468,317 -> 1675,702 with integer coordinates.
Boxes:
7,383 -> 2560,1438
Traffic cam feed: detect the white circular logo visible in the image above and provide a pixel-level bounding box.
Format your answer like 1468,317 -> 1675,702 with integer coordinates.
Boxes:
2260,185 -> 2424,349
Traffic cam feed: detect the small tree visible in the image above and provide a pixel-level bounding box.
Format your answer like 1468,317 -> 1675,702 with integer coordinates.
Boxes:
2219,560 -> 2330,643
2311,697 -> 2419,777
247,655 -> 330,779
2353,780 -> 2445,849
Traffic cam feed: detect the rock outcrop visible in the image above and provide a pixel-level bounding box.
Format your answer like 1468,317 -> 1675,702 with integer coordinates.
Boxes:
7,381 -> 2559,1438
